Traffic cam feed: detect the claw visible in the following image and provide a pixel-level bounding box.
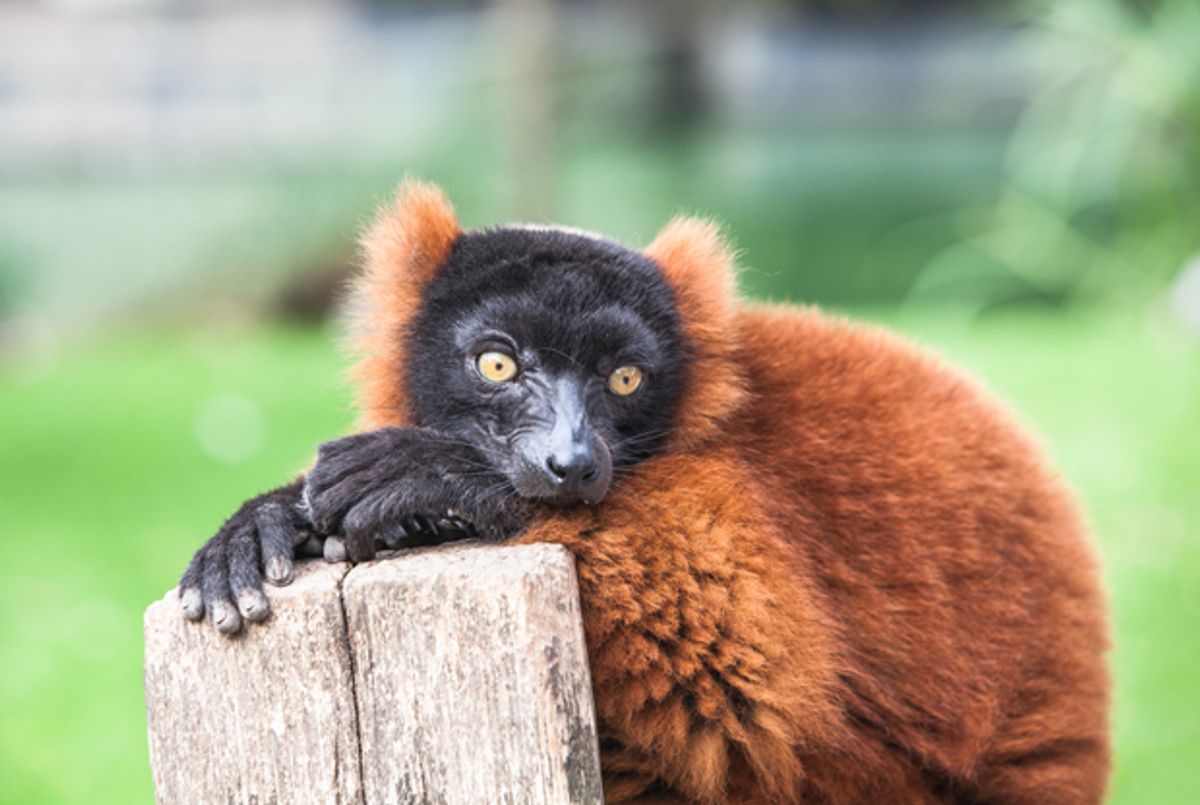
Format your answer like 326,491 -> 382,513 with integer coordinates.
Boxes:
265,555 -> 294,585
210,599 -> 242,635
441,508 -> 478,536
180,588 -> 204,620
237,589 -> 270,622
379,520 -> 410,549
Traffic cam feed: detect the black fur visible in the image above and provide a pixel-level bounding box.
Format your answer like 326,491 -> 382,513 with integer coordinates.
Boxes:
406,227 -> 685,473
303,427 -> 534,561
179,226 -> 686,633
179,480 -> 309,633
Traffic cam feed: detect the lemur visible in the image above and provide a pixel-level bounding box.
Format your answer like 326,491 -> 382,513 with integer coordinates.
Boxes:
178,181 -> 1110,803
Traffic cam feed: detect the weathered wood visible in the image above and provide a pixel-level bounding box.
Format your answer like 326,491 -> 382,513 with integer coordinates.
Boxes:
144,560 -> 362,805
143,542 -> 603,805
343,542 -> 603,805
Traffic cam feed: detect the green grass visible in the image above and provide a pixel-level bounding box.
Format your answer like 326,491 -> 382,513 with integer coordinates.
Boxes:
0,307 -> 1196,802
0,326 -> 354,803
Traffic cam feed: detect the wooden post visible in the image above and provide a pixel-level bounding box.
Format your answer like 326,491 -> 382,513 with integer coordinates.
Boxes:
143,543 -> 603,805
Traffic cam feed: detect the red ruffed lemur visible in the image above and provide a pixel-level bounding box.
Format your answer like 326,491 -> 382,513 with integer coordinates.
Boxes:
178,180 -> 1110,803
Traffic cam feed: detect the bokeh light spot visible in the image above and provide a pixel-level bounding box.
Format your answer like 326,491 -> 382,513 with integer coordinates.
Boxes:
193,392 -> 266,465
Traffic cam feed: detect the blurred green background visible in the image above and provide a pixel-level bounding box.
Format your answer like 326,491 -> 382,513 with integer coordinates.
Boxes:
1,0 -> 1197,802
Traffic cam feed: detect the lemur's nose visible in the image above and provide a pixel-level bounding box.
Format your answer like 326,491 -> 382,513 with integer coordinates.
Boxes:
539,436 -> 612,504
537,375 -> 614,504
546,451 -> 600,494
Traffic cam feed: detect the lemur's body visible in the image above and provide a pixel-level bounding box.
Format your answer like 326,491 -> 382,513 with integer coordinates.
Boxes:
180,182 -> 1110,803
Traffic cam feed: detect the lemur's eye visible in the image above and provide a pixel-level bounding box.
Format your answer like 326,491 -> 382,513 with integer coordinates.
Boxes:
477,351 -> 518,383
607,366 -> 644,396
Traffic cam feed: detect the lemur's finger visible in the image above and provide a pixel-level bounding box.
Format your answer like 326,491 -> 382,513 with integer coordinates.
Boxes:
438,516 -> 475,540
378,520 -> 411,548
228,523 -> 269,622
343,489 -> 411,562
345,533 -> 376,563
323,536 -> 348,563
445,515 -> 480,538
256,502 -> 296,586
399,516 -> 444,547
179,548 -> 205,621
201,538 -> 242,635
306,472 -> 378,534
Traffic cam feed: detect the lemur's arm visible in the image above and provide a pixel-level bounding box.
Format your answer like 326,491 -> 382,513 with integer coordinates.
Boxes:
302,426 -> 534,559
179,427 -> 533,634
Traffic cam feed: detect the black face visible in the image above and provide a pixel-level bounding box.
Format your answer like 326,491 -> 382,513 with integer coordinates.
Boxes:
406,227 -> 686,505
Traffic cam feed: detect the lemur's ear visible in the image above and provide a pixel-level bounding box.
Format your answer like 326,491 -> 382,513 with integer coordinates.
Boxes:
349,179 -> 461,429
644,217 -> 749,451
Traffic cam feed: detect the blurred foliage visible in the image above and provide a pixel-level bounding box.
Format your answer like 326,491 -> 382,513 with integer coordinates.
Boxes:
0,126 -> 1013,321
4,0 -> 1197,324
0,261 -> 20,317
912,0 -> 1200,310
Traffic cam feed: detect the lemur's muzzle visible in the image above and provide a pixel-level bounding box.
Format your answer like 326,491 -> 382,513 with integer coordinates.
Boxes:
543,433 -> 612,505
525,375 -> 614,505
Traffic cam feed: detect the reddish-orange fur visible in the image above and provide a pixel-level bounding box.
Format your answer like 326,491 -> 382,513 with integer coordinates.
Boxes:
350,180 -> 461,431
349,182 -> 1110,803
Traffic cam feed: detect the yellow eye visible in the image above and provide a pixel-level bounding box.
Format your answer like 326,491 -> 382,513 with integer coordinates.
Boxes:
607,366 -> 644,396
477,351 -> 518,383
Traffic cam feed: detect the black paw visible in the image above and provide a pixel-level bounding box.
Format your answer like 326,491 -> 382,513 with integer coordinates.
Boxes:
304,427 -> 527,555
179,481 -> 309,634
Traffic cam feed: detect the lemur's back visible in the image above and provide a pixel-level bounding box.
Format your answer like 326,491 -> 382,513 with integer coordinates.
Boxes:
730,304 -> 1111,801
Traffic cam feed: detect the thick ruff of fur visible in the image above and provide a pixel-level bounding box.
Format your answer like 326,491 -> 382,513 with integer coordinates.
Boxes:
348,181 -> 1110,803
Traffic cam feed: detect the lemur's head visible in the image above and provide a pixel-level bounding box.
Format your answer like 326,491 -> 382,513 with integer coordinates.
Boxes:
349,181 -> 748,506
406,228 -> 683,504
